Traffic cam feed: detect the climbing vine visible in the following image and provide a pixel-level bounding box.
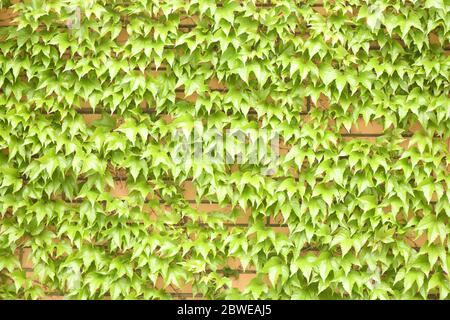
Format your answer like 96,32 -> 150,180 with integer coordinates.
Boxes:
0,0 -> 450,299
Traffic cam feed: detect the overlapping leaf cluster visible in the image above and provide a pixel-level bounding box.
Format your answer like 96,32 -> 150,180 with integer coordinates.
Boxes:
0,0 -> 449,299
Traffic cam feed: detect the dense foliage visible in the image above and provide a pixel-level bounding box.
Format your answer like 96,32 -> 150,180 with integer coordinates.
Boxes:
0,0 -> 449,299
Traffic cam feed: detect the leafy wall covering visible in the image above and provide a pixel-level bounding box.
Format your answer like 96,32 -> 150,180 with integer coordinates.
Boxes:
0,0 -> 450,300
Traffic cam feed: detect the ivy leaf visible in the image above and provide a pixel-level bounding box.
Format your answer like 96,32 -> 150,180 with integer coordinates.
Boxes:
263,257 -> 289,286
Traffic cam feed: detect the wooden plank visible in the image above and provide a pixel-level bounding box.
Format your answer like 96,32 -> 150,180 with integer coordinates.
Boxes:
21,247 -> 33,269
346,118 -> 384,135
231,273 -> 258,291
1,8 -> 448,49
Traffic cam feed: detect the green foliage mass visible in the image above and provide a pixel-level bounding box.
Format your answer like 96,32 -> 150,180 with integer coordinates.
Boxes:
0,0 -> 450,299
